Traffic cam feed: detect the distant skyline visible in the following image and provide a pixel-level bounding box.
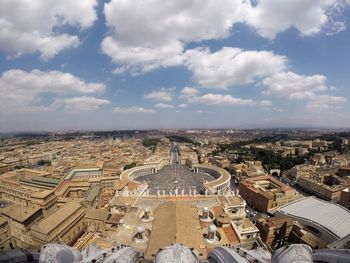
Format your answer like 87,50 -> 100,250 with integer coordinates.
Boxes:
1,0 -> 350,132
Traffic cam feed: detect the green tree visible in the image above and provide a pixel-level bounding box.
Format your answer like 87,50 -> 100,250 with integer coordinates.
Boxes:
124,162 -> 137,170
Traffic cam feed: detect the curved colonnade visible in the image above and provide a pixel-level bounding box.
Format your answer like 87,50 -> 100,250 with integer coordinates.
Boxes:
192,164 -> 231,194
119,160 -> 231,195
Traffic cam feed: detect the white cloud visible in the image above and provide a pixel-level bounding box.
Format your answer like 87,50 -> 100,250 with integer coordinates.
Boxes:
104,39 -> 184,75
260,100 -> 272,107
244,1 -> 350,39
262,71 -> 328,99
0,0 -> 98,59
306,95 -> 346,111
144,87 -> 176,102
102,0 -> 250,73
103,0 -> 247,46
178,103 -> 188,108
192,93 -> 256,106
262,71 -> 347,111
0,69 -> 105,113
185,47 -> 286,89
1,69 -> 105,94
245,0 -> 341,39
155,103 -> 174,108
112,107 -> 156,114
53,96 -> 110,113
180,87 -> 200,99
101,0 -> 348,74
180,87 -> 256,107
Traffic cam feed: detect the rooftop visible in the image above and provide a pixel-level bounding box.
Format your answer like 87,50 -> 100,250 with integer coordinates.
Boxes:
65,168 -> 101,180
31,176 -> 60,185
1,204 -> 41,223
146,201 -> 206,258
30,189 -> 55,199
30,201 -> 83,235
85,208 -> 110,221
241,175 -> 294,194
277,196 -> 350,239
84,185 -> 101,202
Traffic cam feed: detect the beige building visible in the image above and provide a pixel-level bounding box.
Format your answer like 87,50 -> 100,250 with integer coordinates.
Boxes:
0,176 -> 32,206
239,175 -> 302,213
286,164 -> 316,180
256,216 -> 294,249
298,174 -> 350,202
230,161 -> 266,180
26,152 -> 57,166
1,205 -> 43,248
0,171 -> 57,212
340,188 -> 350,209
0,164 -> 9,174
30,201 -> 86,246
0,215 -> 10,250
289,221 -> 327,249
79,194 -> 259,261
30,190 -> 57,215
209,157 -> 231,169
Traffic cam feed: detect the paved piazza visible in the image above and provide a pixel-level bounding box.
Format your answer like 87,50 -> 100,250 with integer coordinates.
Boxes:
134,164 -> 216,195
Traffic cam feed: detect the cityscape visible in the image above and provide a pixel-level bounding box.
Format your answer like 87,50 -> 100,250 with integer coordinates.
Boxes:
1,1 -> 350,263
0,129 -> 350,262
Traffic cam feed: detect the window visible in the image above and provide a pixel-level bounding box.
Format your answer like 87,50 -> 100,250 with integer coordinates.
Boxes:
306,225 -> 321,235
230,208 -> 238,214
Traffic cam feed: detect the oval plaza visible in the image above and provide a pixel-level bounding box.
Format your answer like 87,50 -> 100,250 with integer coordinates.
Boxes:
120,143 -> 231,196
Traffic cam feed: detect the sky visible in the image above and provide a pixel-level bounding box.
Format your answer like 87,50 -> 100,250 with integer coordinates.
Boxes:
1,0 -> 350,132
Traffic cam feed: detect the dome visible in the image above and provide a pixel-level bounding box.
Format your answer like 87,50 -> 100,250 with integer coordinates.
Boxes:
272,244 -> 313,263
155,244 -> 199,263
39,244 -> 82,263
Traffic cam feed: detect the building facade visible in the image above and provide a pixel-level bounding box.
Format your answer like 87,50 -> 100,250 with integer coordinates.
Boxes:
239,175 -> 302,213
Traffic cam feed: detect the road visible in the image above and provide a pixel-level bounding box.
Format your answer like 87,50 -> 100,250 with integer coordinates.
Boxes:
170,142 -> 179,181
